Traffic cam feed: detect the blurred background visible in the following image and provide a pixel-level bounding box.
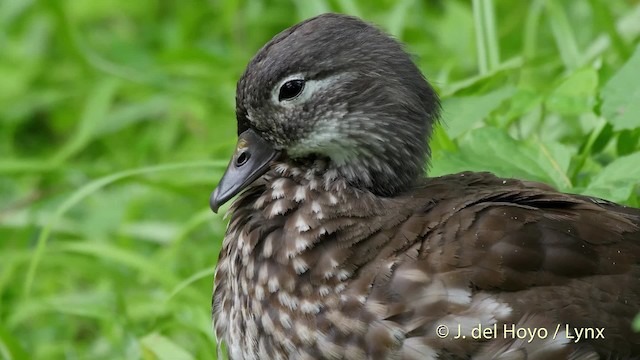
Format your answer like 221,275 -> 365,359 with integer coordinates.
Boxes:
1,0 -> 640,359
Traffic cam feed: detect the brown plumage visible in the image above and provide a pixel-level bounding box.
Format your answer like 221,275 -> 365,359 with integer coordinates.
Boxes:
210,13 -> 640,360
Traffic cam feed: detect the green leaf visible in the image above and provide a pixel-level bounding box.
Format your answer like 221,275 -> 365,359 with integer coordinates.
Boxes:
546,0 -> 582,70
141,333 -> 194,360
50,78 -> 120,163
617,128 -> 640,155
546,67 -> 598,115
386,0 -> 415,38
590,122 -> 614,155
430,122 -> 457,154
502,89 -> 543,121
23,161 -> 227,298
58,242 -> 182,287
602,44 -> 640,130
442,87 -> 515,138
0,325 -> 30,360
583,152 -> 640,202
431,127 -> 573,190
8,291 -> 114,327
294,0 -> 330,19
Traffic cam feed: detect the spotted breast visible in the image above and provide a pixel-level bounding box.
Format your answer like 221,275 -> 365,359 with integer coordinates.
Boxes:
210,13 -> 640,360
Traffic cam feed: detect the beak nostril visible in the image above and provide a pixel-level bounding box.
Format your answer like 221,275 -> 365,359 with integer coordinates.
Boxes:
211,129 -> 278,211
236,151 -> 250,166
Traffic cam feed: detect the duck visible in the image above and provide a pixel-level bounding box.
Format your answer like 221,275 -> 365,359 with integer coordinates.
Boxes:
209,13 -> 640,360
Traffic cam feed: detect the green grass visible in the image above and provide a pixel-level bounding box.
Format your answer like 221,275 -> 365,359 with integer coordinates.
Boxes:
1,0 -> 639,359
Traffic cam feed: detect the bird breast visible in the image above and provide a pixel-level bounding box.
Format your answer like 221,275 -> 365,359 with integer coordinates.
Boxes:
212,162 -> 392,359
212,166 -> 640,359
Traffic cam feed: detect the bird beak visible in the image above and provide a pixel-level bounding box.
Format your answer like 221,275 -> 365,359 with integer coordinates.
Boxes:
210,129 -> 279,213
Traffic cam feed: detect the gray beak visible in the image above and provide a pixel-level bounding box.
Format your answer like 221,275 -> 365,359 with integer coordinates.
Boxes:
210,129 -> 279,213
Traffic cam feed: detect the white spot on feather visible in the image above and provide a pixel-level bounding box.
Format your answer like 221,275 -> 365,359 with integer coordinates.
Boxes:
258,263 -> 269,284
255,285 -> 265,300
268,277 -> 280,293
261,313 -> 275,333
278,292 -> 298,310
417,277 -> 471,306
240,278 -> 248,295
270,178 -> 288,199
274,163 -> 288,174
246,260 -> 255,279
365,300 -> 387,317
254,195 -> 269,209
294,186 -> 307,202
295,237 -> 311,252
300,299 -> 321,314
317,332 -> 344,358
319,286 -> 330,297
295,215 -> 311,232
295,321 -> 314,345
396,268 -> 430,283
279,312 -> 292,329
269,202 -> 286,217
237,232 -> 246,249
263,236 -> 274,257
436,294 -> 512,338
323,270 -> 334,279
337,269 -> 351,280
292,257 -> 309,274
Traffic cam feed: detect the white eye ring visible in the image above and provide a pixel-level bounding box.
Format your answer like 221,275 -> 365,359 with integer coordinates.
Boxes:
270,73 -> 350,108
272,74 -> 307,106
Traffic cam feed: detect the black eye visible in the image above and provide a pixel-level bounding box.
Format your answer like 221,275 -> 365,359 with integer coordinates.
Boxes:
278,79 -> 305,101
236,151 -> 250,166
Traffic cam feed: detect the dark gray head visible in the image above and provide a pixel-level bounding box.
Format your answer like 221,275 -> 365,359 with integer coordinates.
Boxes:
211,13 -> 440,211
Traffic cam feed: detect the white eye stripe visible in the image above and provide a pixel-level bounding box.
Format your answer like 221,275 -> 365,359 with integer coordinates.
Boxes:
270,73 -> 347,107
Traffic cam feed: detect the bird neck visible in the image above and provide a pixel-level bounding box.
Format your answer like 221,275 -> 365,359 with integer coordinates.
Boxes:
220,160 -> 399,282
283,151 -> 426,198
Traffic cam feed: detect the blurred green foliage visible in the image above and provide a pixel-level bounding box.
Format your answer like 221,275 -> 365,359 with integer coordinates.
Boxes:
1,0 -> 639,359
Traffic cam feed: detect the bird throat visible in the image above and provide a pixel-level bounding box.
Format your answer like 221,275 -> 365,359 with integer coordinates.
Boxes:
212,160 -> 406,359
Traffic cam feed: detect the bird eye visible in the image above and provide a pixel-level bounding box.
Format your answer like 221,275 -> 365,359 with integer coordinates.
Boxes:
235,151 -> 250,166
278,79 -> 305,101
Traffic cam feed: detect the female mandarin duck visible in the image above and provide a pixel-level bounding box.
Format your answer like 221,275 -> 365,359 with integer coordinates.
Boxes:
210,13 -> 640,360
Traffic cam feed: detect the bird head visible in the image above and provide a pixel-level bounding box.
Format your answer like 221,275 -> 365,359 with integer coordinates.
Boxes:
211,13 -> 440,212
